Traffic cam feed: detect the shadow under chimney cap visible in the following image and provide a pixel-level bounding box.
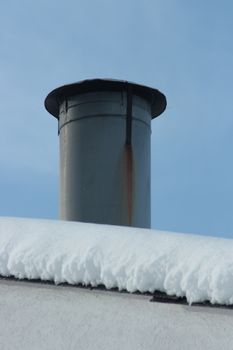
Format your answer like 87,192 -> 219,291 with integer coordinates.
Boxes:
44,78 -> 167,119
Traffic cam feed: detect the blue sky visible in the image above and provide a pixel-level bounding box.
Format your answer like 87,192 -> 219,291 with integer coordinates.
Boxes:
0,0 -> 233,237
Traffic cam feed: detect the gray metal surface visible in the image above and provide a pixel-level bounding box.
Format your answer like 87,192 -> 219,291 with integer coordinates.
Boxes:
45,79 -> 166,227
1,279 -> 233,350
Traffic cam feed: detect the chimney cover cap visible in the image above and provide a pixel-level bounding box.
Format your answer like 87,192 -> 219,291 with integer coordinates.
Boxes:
44,78 -> 166,119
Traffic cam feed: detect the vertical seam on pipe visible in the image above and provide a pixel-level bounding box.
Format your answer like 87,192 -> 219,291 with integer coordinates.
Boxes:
57,97 -> 61,135
125,85 -> 133,146
125,85 -> 133,226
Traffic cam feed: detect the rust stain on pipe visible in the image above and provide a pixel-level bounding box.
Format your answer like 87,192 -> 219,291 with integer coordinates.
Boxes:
124,144 -> 134,226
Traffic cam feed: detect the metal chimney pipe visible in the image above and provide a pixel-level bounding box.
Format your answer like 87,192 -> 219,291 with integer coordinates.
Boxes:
45,78 -> 166,228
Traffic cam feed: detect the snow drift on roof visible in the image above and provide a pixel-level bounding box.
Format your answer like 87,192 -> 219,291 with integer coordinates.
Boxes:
0,216 -> 233,305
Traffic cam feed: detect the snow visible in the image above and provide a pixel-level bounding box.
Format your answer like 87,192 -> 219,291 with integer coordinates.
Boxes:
0,216 -> 233,305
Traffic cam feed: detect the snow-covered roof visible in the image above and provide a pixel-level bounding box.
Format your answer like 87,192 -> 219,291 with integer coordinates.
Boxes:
1,217 -> 233,349
1,216 -> 233,305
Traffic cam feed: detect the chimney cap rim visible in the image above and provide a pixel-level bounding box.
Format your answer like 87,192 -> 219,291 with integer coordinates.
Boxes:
44,78 -> 167,119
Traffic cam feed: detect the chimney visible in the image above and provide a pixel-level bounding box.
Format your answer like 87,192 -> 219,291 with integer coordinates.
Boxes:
44,78 -> 166,228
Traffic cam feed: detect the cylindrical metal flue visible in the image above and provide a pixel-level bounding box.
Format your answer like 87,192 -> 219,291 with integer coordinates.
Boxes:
45,78 -> 166,228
